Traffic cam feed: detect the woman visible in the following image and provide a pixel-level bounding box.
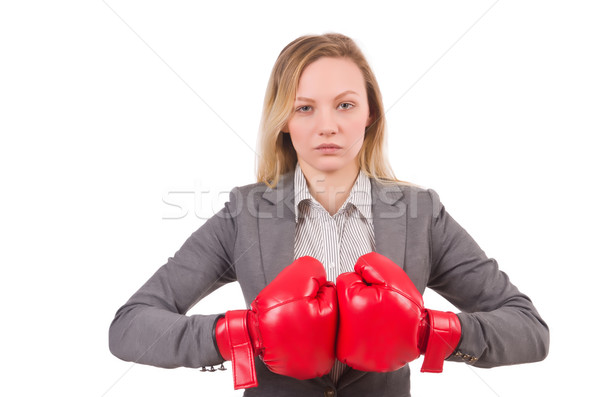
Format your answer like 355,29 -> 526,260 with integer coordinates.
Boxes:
109,32 -> 549,396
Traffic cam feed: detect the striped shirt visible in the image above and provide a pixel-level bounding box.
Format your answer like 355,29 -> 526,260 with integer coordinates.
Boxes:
292,162 -> 375,385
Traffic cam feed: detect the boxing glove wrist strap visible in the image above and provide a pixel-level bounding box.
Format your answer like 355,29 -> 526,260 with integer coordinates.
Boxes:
214,316 -> 231,361
217,310 -> 258,389
420,309 -> 462,373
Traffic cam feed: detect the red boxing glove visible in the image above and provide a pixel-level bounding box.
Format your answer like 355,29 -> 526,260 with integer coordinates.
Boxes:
336,252 -> 461,373
214,256 -> 338,389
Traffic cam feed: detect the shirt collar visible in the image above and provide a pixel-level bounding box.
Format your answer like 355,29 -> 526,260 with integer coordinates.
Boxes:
293,162 -> 372,222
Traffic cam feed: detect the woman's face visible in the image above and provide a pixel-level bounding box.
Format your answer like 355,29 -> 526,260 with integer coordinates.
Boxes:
284,56 -> 373,178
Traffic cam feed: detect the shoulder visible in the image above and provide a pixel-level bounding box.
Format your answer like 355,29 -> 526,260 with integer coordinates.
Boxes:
231,180 -> 269,197
370,178 -> 443,219
219,171 -> 295,213
222,180 -> 270,214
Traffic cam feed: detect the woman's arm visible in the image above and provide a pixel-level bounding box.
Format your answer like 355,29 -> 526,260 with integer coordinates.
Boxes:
426,189 -> 549,368
108,188 -> 240,368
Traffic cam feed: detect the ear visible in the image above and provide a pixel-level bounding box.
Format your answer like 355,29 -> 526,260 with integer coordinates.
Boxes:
281,123 -> 289,134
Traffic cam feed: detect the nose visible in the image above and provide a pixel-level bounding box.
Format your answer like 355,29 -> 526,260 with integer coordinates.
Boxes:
319,128 -> 336,136
317,109 -> 337,136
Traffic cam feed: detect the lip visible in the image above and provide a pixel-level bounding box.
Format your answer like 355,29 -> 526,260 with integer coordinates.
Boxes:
315,143 -> 342,149
315,144 -> 342,154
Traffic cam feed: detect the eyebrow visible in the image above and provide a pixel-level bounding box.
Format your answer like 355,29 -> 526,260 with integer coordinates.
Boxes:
295,90 -> 359,103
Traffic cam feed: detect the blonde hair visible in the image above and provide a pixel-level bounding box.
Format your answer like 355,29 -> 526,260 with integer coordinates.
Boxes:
256,32 -> 402,188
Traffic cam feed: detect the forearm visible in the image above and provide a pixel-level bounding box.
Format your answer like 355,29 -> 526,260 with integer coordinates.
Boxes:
109,303 -> 224,368
450,302 -> 549,368
426,188 -> 550,369
108,187 -> 241,369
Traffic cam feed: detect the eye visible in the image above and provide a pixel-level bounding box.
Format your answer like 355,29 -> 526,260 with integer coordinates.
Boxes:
339,102 -> 354,110
296,105 -> 312,112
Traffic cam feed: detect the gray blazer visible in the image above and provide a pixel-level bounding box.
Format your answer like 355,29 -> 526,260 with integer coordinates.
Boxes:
109,170 -> 549,397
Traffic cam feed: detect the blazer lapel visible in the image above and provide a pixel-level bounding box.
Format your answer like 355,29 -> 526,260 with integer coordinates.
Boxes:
257,171 -> 297,287
256,175 -> 408,287
371,179 -> 407,270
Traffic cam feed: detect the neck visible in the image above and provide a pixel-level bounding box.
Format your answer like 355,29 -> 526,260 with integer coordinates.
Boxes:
299,162 -> 360,216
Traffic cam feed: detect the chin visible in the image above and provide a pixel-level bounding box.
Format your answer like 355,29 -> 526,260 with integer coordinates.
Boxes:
310,159 -> 353,175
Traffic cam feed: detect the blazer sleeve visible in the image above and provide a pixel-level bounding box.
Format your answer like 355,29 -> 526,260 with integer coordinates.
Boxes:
425,188 -> 549,368
108,187 -> 240,368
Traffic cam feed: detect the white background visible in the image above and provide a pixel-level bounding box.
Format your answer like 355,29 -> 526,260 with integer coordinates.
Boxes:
1,1 -> 598,396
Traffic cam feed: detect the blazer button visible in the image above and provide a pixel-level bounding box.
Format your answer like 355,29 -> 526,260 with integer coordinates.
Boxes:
324,386 -> 336,397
